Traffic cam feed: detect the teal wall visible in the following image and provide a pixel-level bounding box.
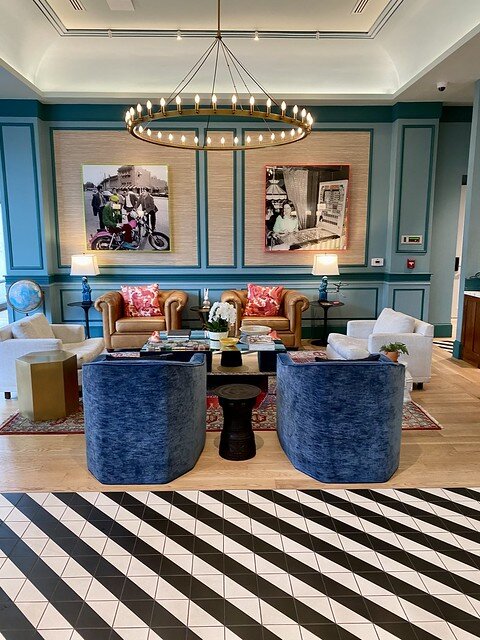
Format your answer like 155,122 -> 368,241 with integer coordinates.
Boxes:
429,121 -> 471,336
0,101 -> 471,338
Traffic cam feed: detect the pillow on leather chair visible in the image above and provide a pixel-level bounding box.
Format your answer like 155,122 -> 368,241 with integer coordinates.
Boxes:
244,283 -> 284,316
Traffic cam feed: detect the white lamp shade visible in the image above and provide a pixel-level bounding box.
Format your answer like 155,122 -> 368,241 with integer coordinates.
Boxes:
70,254 -> 100,277
312,253 -> 339,276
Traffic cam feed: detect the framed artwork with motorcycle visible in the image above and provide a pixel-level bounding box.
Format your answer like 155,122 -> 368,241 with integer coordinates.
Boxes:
82,164 -> 171,252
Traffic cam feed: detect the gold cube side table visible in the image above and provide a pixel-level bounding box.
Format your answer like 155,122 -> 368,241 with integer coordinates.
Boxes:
16,351 -> 79,421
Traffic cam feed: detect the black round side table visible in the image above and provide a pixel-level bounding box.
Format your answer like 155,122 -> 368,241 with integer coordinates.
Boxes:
190,305 -> 211,328
215,384 -> 261,461
311,300 -> 345,347
67,300 -> 94,339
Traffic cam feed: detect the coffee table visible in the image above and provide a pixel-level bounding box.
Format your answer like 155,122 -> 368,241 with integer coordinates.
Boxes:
139,330 -> 287,378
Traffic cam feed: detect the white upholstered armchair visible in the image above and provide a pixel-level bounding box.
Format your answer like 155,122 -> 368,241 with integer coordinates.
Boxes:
326,308 -> 434,386
0,313 -> 104,397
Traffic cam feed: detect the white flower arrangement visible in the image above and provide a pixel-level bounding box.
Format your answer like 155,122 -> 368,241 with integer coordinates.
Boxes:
206,301 -> 237,332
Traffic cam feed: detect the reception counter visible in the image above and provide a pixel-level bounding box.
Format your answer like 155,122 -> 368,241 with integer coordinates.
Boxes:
461,292 -> 480,367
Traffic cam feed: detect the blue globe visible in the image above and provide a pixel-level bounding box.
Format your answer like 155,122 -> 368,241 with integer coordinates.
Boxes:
7,280 -> 43,314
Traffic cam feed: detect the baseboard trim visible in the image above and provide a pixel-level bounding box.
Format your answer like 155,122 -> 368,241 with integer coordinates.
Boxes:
434,324 -> 453,338
453,340 -> 462,359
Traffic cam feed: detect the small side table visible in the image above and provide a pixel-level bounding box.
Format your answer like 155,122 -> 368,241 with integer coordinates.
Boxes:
67,300 -> 94,339
190,305 -> 211,328
215,384 -> 261,461
16,350 -> 79,421
311,300 -> 345,347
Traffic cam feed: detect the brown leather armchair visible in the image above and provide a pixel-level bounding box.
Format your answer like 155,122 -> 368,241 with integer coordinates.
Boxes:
95,290 -> 188,350
220,288 -> 309,348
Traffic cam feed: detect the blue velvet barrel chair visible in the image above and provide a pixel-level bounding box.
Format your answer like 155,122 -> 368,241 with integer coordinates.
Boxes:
82,354 -> 207,484
276,354 -> 405,483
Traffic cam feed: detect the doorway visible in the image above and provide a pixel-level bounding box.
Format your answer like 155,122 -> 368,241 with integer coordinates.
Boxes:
451,179 -> 467,336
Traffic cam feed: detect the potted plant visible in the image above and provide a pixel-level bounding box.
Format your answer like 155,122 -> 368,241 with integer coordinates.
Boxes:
206,301 -> 237,344
379,342 -> 409,362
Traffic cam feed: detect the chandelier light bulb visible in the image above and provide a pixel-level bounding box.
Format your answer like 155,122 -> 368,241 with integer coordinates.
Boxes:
138,125 -> 144,133
181,135 -> 186,144
246,135 -> 251,144
249,96 -> 255,114
160,97 -> 166,114
194,136 -> 199,145
211,94 -> 217,112
231,94 -> 237,113
254,30 -> 259,41
297,127 -> 302,134
290,128 -> 295,137
266,98 -> 272,115
157,132 -> 162,139
281,131 -> 286,139
136,103 -> 142,114
281,101 -> 287,116
207,136 -> 212,145
194,94 -> 200,113
220,137 -> 225,146
258,134 -> 263,142
147,128 -> 151,136
293,105 -> 298,117
168,133 -> 174,142
270,132 -> 275,141
306,113 -> 313,126
301,108 -> 307,122
146,100 -> 152,115
176,30 -> 182,41
234,136 -> 239,145
129,107 -> 135,117
176,95 -> 182,113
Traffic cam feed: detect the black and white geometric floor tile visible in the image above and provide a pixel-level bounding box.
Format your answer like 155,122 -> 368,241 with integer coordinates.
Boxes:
0,488 -> 479,640
433,340 -> 455,354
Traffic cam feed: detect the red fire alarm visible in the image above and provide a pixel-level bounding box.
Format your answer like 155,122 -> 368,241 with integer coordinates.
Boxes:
407,258 -> 416,269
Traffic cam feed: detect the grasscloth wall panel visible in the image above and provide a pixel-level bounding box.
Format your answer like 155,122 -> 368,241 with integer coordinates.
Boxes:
53,130 -> 198,267
206,132 -> 234,266
244,130 -> 371,266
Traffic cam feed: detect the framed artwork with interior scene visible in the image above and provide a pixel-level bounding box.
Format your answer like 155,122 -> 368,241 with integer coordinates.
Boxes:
82,164 -> 171,252
265,164 -> 349,251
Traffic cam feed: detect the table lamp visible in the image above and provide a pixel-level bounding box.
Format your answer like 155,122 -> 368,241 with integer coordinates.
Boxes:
70,254 -> 99,302
312,254 -> 339,302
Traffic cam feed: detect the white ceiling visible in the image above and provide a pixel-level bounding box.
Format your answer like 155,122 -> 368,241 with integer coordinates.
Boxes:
0,0 -> 479,103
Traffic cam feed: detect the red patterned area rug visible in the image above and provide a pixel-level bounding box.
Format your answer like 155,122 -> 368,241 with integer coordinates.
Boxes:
0,398 -> 441,435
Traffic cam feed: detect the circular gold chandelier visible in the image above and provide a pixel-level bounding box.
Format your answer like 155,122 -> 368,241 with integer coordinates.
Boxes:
124,0 -> 313,151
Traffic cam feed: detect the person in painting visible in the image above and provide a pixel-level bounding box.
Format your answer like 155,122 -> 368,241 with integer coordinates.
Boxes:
102,194 -> 135,248
140,187 -> 157,232
125,187 -> 139,213
91,185 -> 106,231
273,201 -> 299,235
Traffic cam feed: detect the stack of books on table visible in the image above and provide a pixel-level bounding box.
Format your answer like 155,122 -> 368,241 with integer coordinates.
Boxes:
166,330 -> 191,341
247,335 -> 275,351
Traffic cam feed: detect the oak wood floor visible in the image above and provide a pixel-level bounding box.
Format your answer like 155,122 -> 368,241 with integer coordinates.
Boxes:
0,345 -> 479,492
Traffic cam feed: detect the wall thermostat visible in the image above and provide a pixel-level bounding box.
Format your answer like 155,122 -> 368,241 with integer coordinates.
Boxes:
401,234 -> 423,245
371,258 -> 384,267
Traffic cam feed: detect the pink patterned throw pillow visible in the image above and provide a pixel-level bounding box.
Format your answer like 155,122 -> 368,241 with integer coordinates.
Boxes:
121,284 -> 162,317
244,284 -> 284,317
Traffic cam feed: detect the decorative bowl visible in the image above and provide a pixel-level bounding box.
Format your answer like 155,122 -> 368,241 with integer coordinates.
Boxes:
239,325 -> 271,336
219,337 -> 239,348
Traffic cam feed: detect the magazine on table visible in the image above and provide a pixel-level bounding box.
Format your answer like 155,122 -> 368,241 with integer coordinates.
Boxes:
247,335 -> 276,351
